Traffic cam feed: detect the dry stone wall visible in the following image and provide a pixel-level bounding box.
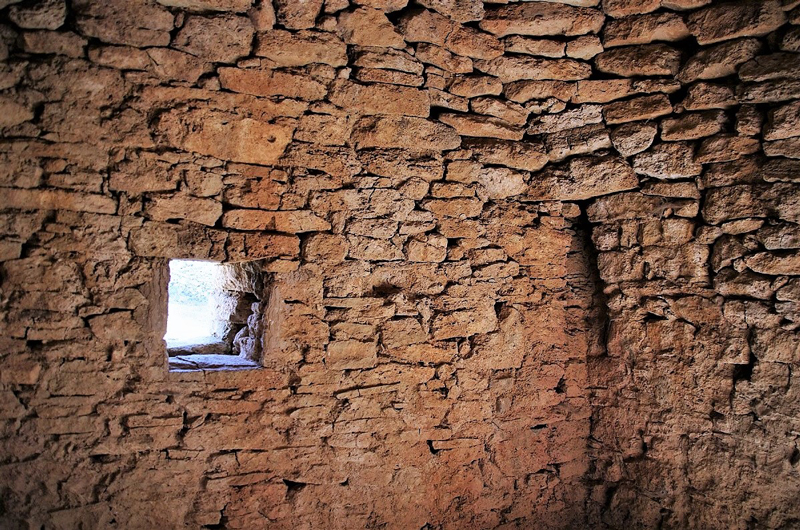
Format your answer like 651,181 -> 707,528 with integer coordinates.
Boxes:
0,0 -> 798,528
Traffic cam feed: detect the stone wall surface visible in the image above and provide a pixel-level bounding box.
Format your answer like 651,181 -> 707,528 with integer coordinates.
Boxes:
0,0 -> 798,528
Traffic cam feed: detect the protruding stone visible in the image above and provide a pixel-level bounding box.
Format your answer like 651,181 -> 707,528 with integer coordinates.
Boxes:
449,75 -> 503,97
610,122 -> 657,157
527,155 -> 638,200
739,53 -> 800,83
445,26 -> 504,60
351,116 -> 461,150
222,210 -> 331,232
660,110 -> 728,141
603,94 -> 672,125
462,138 -> 549,171
418,0 -> 484,23
528,104 -> 603,134
545,123 -> 612,161
681,82 -> 737,111
695,135 -> 760,163
156,0 -> 252,12
677,38 -> 762,82
603,12 -> 689,47
273,0 -> 323,29
633,142 -> 703,179
337,7 -> 406,48
687,0 -> 786,45
595,44 -> 681,77
439,113 -> 524,140
480,3 -> 604,38
255,30 -> 348,67
329,80 -> 431,117
8,0 -> 66,30
219,68 -> 328,101
173,15 -> 254,64
474,55 -> 591,82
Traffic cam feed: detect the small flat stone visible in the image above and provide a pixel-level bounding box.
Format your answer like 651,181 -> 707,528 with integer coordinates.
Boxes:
439,113 -> 524,140
687,0 -> 786,45
677,38 -> 763,83
660,110 -> 728,141
255,30 -> 348,67
633,142 -> 703,179
527,155 -> 638,201
480,3 -> 604,38
695,135 -> 761,163
603,12 -> 689,48
474,55 -> 591,82
610,122 -> 657,157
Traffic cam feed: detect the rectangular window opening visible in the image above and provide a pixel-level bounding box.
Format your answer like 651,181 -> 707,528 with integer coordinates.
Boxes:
165,259 -> 264,372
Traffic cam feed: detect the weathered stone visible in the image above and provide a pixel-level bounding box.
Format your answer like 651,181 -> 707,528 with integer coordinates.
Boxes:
527,155 -> 638,201
416,44 -> 473,73
573,78 -> 681,104
222,210 -> 331,232
462,138 -> 549,171
219,68 -> 328,100
329,80 -> 430,117
595,44 -> 681,77
351,116 -> 461,150
445,26 -> 504,60
761,158 -> 800,183
695,135 -> 761,163
480,3 -> 605,38
8,0 -> 66,30
633,142 -> 703,179
396,7 -> 453,45
173,15 -> 254,63
474,55 -> 591,82
157,109 -> 295,166
337,7 -> 405,48
470,97 -> 529,126
610,122 -> 657,157
156,0 -> 251,11
528,104 -> 603,134
255,30 -> 348,67
715,268 -> 775,299
737,80 -> 800,104
431,303 -> 497,339
504,36 -> 565,58
73,0 -> 174,47
687,0 -> 786,45
20,29 -> 87,58
418,0 -> 483,22
546,123 -> 612,161
603,12 -> 689,47
0,95 -> 33,129
764,100 -> 800,141
406,234 -> 448,262
566,35 -> 603,59
273,0 -> 323,29
439,113 -> 524,141
678,38 -> 762,83
504,80 -> 577,103
1,187 -> 117,214
146,195 -> 221,227
448,75 -> 503,97
703,184 -> 800,224
739,53 -> 800,82
603,94 -> 672,125
681,82 -> 737,111
601,0 -> 660,18
326,340 -> 377,369
283,144 -> 362,178
765,137 -> 800,159
147,48 -> 206,83
660,111 -> 728,141
745,252 -> 800,275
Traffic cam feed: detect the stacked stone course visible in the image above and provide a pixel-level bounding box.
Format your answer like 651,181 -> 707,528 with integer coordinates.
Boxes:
0,0 -> 798,528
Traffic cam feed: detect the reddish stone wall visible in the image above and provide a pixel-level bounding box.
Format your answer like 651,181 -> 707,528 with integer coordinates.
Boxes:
0,0 -> 798,528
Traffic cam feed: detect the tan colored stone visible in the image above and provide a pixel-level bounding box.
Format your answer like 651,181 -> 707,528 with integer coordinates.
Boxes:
396,7 -> 453,45
0,95 -> 33,129
528,104 -> 603,134
475,55 -> 591,83
470,97 -> 529,126
566,35 -> 603,59
9,0 -> 65,30
603,94 -> 672,125
431,303 -> 497,340
222,210 -> 331,232
603,12 -> 689,47
504,36 -> 566,58
146,195 -> 221,227
545,123 -> 612,161
419,0 -> 483,22
351,116 -> 461,150
219,68 -> 328,101
610,122 -> 658,157
255,30 -> 348,67
329,80 -> 430,117
173,15 -> 254,64
765,100 -> 800,141
633,142 -> 703,179
678,38 -> 762,83
445,26 -> 503,60
273,0 -> 323,29
326,340 -> 378,369
1,187 -> 116,214
415,44 -> 473,74
406,234 -> 448,262
448,75 -> 503,97
681,82 -> 737,111
601,0 -> 660,18
595,44 -> 681,77
21,30 -> 86,58
687,0 -> 786,45
744,252 -> 800,275
73,0 -> 173,47
695,135 -> 760,163
439,113 -> 524,141
462,138 -> 549,171
480,3 -> 604,38
660,111 -> 728,141
505,80 -> 577,103
156,0 -> 251,11
157,109 -> 295,166
337,7 -> 405,48
527,155 -> 638,201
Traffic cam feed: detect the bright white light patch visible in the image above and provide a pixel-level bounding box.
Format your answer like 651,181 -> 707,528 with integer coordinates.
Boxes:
165,260 -> 226,348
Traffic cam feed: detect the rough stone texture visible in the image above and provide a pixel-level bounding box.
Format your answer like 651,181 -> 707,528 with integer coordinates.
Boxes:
1,2 -> 800,530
